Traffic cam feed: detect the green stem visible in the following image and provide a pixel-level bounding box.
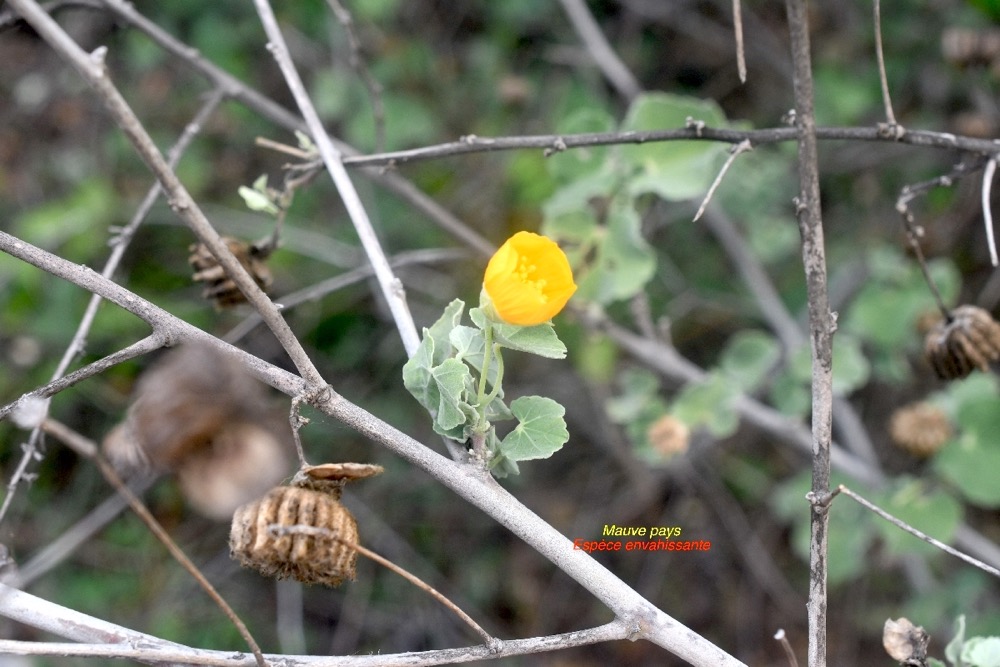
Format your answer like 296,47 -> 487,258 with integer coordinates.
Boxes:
475,325 -> 506,434
475,324 -> 495,432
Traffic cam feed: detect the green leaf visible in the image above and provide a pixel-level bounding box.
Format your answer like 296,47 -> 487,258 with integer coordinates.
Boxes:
719,330 -> 781,392
402,330 -> 438,411
671,372 -> 740,438
935,431 -> 1000,508
769,369 -> 811,417
238,184 -> 279,215
585,197 -> 656,304
619,92 -> 728,201
964,637 -> 1000,667
470,308 -> 568,359
500,396 -> 569,461
946,616 -> 967,667
873,479 -> 963,557
547,107 -> 616,182
450,325 -> 488,375
429,358 -> 474,432
427,299 -> 466,365
831,334 -> 870,395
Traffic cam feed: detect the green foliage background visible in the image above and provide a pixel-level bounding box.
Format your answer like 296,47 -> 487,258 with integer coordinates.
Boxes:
2,1 -> 1000,664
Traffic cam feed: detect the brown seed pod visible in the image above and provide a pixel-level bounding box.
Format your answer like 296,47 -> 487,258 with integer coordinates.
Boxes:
924,305 -> 1000,380
230,485 -> 359,587
889,402 -> 952,458
189,236 -> 272,308
645,415 -> 690,458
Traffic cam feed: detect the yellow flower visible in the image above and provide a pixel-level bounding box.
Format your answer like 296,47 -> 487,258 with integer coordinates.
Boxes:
483,231 -> 577,326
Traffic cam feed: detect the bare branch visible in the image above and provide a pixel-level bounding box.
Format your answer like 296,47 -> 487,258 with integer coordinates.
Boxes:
983,157 -> 998,266
733,0 -> 746,83
336,125 -> 1000,170
693,139 -> 752,222
253,0 -> 421,357
557,0 -> 642,100
784,1 -> 834,664
835,485 -> 1000,579
872,0 -> 897,127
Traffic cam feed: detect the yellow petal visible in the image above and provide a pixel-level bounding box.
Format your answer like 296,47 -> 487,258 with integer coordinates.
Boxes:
483,232 -> 577,326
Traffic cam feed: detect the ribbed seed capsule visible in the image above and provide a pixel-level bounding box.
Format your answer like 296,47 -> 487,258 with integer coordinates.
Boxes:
189,236 -> 272,308
230,485 -> 359,587
924,305 -> 1000,380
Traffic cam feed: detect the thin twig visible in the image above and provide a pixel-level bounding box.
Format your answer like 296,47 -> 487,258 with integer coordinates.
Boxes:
693,139 -> 752,221
557,0 -> 642,100
983,157 -> 998,266
325,0 -> 386,153
873,0 -> 897,127
835,485 -> 1000,578
774,629 -> 800,667
37,419 -> 267,667
268,524 -> 498,648
733,0 -> 747,83
252,0 -> 421,358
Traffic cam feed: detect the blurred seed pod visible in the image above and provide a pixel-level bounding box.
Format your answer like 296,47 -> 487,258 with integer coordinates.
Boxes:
889,402 -> 952,458
108,342 -> 275,471
883,617 -> 929,665
942,27 -> 1000,71
177,422 -> 290,520
924,305 -> 1000,380
645,415 -> 690,458
102,343 -> 290,519
189,236 -> 272,308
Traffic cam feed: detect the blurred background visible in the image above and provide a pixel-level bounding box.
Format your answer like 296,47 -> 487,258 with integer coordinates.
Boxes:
2,1 -> 1000,664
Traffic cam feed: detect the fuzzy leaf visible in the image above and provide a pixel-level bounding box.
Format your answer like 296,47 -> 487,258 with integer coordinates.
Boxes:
500,396 -> 568,461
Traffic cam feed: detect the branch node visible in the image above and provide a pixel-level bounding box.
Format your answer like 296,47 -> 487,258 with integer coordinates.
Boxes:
876,122 -> 906,140
88,45 -> 108,68
805,490 -> 836,509
684,116 -> 706,137
543,137 -> 568,157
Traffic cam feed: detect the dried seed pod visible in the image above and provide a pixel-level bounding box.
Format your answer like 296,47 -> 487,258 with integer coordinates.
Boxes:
924,305 -> 1000,380
292,462 -> 384,497
230,485 -> 359,586
889,402 -> 952,458
645,415 -> 690,458
883,617 -> 929,665
189,236 -> 272,308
